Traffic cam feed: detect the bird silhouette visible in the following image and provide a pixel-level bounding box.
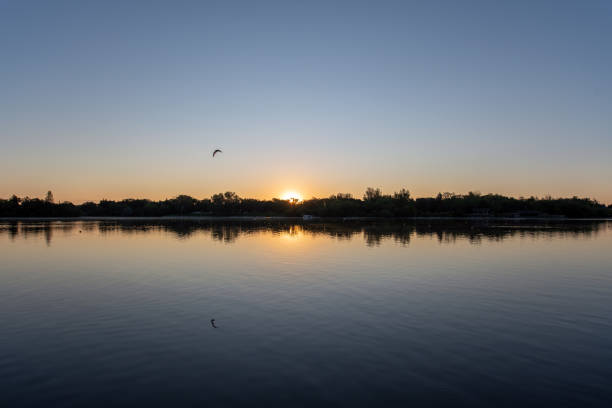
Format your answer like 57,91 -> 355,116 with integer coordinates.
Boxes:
210,318 -> 217,328
212,149 -> 222,157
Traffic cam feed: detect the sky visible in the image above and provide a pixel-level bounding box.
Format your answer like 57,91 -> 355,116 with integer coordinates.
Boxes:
1,0 -> 611,204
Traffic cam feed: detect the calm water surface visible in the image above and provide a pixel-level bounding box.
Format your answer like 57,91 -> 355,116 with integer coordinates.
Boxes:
1,220 -> 611,407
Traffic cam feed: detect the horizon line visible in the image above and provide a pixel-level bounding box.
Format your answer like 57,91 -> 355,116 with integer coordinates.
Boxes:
3,190 -> 611,206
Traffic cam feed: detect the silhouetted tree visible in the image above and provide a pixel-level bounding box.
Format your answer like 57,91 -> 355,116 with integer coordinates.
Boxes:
394,189 -> 410,201
363,187 -> 382,201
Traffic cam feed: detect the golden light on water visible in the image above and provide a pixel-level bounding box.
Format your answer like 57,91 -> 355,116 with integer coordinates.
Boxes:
280,191 -> 303,202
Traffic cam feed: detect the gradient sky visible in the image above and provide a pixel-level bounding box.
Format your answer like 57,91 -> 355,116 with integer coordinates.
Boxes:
1,0 -> 611,203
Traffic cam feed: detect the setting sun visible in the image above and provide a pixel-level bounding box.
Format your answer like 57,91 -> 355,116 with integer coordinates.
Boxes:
280,191 -> 303,202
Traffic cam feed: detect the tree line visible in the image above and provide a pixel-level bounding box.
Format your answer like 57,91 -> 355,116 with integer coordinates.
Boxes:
1,189 -> 610,218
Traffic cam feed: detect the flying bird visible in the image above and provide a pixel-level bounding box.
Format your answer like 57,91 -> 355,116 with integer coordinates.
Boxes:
210,318 -> 217,328
212,149 -> 222,157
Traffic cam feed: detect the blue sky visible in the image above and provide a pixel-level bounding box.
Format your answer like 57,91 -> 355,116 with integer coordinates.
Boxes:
1,0 -> 611,203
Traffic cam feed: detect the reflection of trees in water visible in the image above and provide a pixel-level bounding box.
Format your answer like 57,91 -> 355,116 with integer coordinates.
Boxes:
301,224 -> 360,241
363,224 -> 415,247
80,221 -> 97,232
0,221 -> 76,246
98,222 -> 160,236
410,221 -> 605,245
0,219 -> 608,246
5,222 -> 18,241
44,227 -> 52,246
210,224 -> 244,243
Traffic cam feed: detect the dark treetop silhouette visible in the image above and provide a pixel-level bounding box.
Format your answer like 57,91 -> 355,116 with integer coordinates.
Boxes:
1,189 -> 610,218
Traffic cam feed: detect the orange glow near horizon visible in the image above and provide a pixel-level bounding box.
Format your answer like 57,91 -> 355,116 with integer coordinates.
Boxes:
280,191 -> 303,203
3,185 -> 612,206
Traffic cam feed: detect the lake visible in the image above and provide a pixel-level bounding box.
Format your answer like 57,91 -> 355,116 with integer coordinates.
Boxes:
1,219 -> 611,407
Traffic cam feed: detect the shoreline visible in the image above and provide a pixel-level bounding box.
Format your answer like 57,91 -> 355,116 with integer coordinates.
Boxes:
1,216 -> 610,222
